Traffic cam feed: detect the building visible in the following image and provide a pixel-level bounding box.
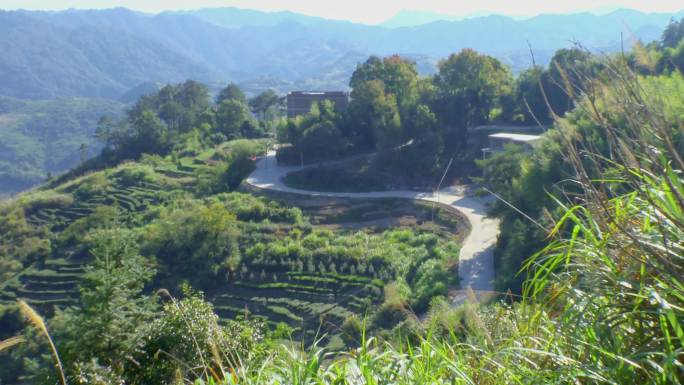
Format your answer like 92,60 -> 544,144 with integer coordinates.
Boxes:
286,91 -> 349,118
482,133 -> 542,159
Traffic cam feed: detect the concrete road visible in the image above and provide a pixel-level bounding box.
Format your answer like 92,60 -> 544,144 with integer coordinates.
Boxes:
245,151 -> 500,303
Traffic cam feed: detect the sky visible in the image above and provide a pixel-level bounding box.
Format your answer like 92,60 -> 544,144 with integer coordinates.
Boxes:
1,0 -> 683,24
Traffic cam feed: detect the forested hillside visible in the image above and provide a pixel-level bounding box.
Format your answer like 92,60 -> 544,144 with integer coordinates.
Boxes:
1,8 -> 682,100
1,6 -> 681,197
0,8 -> 683,385
0,97 -> 123,195
0,77 -> 468,384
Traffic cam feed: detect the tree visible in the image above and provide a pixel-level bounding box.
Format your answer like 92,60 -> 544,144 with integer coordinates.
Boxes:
50,229 -> 157,381
142,202 -> 240,286
216,83 -> 247,104
514,66 -> 552,124
662,17 -> 684,49
544,48 -> 592,117
300,120 -> 344,160
284,101 -> 346,161
393,103 -> 443,176
347,80 -> 402,150
132,290 -> 267,385
433,49 -> 513,146
130,110 -> 169,156
215,99 -> 252,139
350,55 -> 419,107
249,90 -> 280,120
657,39 -> 684,74
141,80 -> 211,133
96,80 -> 213,161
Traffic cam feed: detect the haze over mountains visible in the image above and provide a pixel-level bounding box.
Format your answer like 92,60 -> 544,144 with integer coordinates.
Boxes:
2,7 -> 683,100
0,6 -> 682,194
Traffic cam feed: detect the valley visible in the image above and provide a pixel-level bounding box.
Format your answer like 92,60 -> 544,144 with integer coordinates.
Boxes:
0,5 -> 683,385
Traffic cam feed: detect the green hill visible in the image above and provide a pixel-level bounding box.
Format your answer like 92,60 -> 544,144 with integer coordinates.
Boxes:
0,137 -> 466,349
0,96 -> 123,195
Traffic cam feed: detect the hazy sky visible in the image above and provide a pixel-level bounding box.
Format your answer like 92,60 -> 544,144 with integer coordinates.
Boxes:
2,0 -> 683,24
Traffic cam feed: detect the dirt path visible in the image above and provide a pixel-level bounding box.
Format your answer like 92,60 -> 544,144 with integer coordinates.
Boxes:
246,151 -> 500,304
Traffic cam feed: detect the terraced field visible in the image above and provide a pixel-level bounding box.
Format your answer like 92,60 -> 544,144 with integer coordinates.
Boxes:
0,144 -> 254,316
1,142 -> 467,348
211,271 -> 382,342
2,168 -> 188,314
214,191 -> 467,343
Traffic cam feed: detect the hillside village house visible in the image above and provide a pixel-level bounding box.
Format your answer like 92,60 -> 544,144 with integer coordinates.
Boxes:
286,91 -> 349,118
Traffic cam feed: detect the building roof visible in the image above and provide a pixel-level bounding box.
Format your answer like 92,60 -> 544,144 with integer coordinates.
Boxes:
469,125 -> 543,133
488,133 -> 543,143
287,91 -> 348,96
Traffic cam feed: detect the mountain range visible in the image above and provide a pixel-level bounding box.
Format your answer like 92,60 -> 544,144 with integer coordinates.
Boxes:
1,7 -> 683,101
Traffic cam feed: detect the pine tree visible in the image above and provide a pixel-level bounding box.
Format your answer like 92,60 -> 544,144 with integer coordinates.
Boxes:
51,229 -> 157,380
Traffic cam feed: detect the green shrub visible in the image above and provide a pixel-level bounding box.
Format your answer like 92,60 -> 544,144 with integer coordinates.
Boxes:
340,314 -> 363,347
59,206 -> 119,246
20,191 -> 74,214
73,173 -> 109,200
117,164 -> 157,186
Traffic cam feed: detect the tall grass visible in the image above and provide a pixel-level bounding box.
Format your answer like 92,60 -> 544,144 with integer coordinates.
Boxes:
191,59 -> 684,385
10,60 -> 683,385
17,300 -> 67,385
521,63 -> 684,384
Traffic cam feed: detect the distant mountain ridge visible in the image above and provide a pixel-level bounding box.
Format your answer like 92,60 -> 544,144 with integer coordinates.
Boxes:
0,7 -> 682,100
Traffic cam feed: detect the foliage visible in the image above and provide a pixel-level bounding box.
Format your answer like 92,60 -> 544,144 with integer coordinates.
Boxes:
132,288 -> 267,385
216,83 -> 247,105
248,89 -> 280,121
520,60 -> 684,384
33,228 -> 158,384
276,48 -> 569,185
195,140 -> 267,194
157,54 -> 684,385
0,96 -> 123,194
58,206 -> 120,246
243,228 -> 458,311
215,99 -> 260,140
96,81 -> 212,161
0,203 -> 51,280
434,49 -> 513,133
142,202 -> 240,287
662,17 -> 684,48
281,100 -> 347,162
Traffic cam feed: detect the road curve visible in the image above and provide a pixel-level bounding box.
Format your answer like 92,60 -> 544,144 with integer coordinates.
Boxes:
245,151 -> 500,303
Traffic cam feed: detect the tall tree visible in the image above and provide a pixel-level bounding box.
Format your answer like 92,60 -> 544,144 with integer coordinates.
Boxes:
350,55 -> 419,107
215,99 -> 253,139
216,83 -> 247,105
249,90 -> 280,120
662,17 -> 684,49
50,229 -> 157,382
285,101 -> 346,161
514,66 -> 552,124
544,48 -> 592,118
434,49 -> 513,135
347,80 -> 402,150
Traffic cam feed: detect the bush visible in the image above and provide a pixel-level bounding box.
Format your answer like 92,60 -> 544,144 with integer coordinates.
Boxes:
340,314 -> 364,347
373,284 -> 411,329
132,291 -> 267,385
142,202 -> 240,287
73,173 -> 109,200
21,191 -> 74,214
59,206 -> 119,246
117,164 -> 156,186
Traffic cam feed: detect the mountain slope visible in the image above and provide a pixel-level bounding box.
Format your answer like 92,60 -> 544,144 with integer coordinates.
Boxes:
175,6 -> 330,28
0,8 -> 682,100
0,96 -> 123,194
0,11 -> 218,99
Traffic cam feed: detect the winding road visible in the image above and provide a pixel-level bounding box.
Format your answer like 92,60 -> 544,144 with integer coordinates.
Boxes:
245,151 -> 500,304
